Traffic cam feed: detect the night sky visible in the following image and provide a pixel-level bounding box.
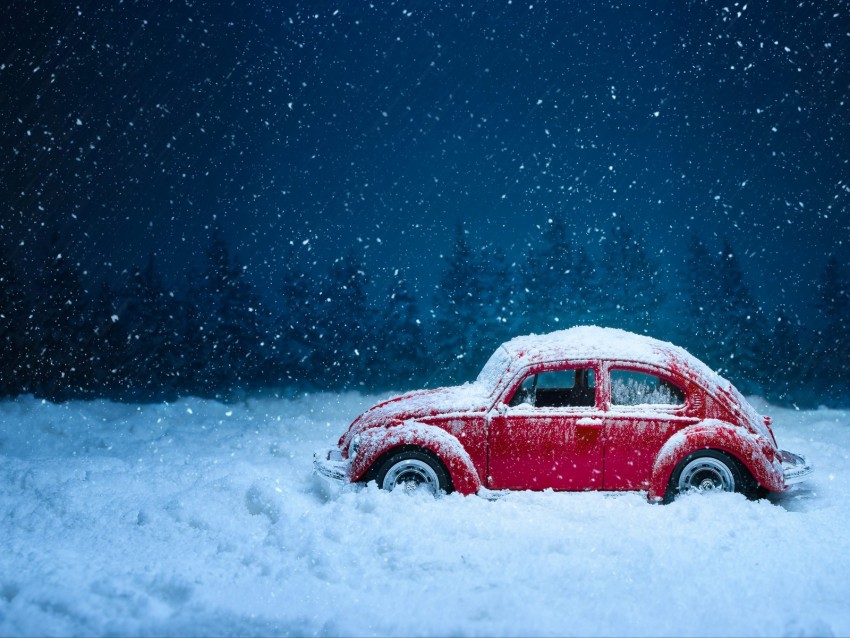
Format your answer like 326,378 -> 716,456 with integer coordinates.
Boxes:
2,0 -> 848,311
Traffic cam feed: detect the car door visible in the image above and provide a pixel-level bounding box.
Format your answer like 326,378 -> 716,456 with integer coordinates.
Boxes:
600,364 -> 699,491
487,365 -> 604,491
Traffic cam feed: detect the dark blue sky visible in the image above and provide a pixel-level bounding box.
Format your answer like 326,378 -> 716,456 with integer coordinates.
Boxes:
2,0 -> 848,310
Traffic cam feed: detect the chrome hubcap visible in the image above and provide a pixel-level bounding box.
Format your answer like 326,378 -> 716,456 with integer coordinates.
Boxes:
678,457 -> 735,493
383,459 -> 440,495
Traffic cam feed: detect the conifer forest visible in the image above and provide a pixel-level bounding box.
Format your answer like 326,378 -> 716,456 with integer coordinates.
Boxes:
2,218 -> 848,406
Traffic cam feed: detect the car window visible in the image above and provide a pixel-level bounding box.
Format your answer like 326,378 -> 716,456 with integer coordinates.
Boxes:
508,368 -> 595,408
610,370 -> 684,407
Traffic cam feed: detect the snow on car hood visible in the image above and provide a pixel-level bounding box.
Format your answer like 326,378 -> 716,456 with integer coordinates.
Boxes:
339,382 -> 491,448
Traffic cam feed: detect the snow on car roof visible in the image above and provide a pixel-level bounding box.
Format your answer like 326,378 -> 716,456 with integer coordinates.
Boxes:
497,325 -> 727,389
501,325 -> 692,367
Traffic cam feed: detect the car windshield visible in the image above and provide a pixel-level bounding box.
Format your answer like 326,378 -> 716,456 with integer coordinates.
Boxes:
475,346 -> 513,396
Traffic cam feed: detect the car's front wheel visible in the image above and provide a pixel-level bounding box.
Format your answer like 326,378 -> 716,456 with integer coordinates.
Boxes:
375,449 -> 452,497
668,450 -> 746,500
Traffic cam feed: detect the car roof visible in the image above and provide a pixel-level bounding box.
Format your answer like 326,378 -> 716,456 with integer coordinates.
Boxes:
500,326 -> 717,382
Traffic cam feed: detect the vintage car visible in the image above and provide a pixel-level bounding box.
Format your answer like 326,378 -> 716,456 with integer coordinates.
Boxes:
314,326 -> 813,501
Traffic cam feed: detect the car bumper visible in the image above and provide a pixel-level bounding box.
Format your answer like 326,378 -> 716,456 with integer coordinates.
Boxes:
781,449 -> 813,486
313,447 -> 350,484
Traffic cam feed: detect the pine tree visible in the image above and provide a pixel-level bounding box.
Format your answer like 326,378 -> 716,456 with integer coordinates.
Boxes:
681,235 -> 725,369
523,215 -> 588,332
186,228 -> 270,398
25,233 -> 91,400
768,307 -> 804,404
431,224 -> 483,383
378,274 -> 428,389
277,242 -> 322,388
473,244 -> 515,358
88,279 -> 126,396
313,247 -> 373,389
104,255 -> 185,400
596,219 -> 660,333
569,240 -> 597,328
508,240 -> 536,335
715,238 -> 765,392
813,256 -> 850,401
501,251 -> 532,338
182,273 -> 216,396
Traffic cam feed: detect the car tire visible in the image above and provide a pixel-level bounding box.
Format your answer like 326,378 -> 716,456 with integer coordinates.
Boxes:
668,450 -> 747,501
375,449 -> 452,497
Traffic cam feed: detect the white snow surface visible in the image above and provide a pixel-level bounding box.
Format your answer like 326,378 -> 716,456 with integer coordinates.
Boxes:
499,325 -> 684,363
1,392 -> 847,637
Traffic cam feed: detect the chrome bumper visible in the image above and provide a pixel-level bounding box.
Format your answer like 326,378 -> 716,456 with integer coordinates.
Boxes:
313,448 -> 350,483
781,450 -> 813,486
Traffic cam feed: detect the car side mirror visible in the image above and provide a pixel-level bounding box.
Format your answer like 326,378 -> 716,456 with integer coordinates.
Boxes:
496,402 -> 508,416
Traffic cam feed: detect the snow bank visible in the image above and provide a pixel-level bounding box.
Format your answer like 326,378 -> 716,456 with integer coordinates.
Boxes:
0,393 -> 847,637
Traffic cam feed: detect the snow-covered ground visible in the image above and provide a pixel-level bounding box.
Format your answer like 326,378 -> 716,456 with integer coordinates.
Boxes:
0,392 -> 847,637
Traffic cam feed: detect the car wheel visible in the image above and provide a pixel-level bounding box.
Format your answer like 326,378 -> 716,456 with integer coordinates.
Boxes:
375,449 -> 452,497
670,450 -> 743,499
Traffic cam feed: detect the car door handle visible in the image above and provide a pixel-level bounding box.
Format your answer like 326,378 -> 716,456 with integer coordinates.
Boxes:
577,417 -> 603,426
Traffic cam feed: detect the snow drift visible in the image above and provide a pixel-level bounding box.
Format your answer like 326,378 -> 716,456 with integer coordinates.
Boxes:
0,393 -> 846,636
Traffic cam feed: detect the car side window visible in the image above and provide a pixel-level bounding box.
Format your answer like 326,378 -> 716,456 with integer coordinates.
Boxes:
508,368 -> 596,408
610,370 -> 685,407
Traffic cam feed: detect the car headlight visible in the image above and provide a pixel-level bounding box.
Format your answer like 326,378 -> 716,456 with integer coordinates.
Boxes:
348,434 -> 361,459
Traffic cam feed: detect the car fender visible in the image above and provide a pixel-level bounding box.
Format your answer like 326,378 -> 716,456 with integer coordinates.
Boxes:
350,420 -> 482,495
647,419 -> 783,501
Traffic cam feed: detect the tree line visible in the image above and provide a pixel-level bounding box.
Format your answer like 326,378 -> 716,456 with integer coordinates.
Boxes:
0,218 -> 848,406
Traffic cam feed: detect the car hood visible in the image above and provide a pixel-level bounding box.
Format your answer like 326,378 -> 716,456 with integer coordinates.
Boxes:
339,382 -> 491,449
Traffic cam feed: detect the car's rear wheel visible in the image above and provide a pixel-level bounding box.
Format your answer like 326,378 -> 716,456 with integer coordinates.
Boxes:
669,450 -> 744,500
375,449 -> 452,497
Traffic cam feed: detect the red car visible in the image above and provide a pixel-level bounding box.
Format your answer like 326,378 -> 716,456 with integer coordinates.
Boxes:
314,326 -> 812,501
